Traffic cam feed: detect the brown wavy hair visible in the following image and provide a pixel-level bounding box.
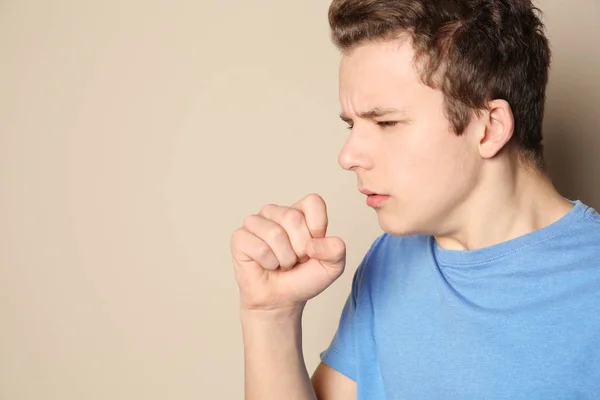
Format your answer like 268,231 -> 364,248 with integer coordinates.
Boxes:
329,0 -> 551,168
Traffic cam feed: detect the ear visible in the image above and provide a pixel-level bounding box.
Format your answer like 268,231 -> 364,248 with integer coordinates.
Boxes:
478,99 -> 515,159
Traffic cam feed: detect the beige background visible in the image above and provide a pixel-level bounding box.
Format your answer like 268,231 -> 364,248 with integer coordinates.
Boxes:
0,1 -> 598,399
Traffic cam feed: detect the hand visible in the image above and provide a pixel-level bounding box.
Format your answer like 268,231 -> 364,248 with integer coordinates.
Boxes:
230,193 -> 346,313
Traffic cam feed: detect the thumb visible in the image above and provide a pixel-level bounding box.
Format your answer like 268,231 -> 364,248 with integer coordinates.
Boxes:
307,237 -> 346,270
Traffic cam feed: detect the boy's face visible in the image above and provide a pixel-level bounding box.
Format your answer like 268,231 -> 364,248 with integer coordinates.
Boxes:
338,38 -> 483,235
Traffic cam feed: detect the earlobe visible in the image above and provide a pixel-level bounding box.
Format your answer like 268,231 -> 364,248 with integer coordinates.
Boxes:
478,99 -> 515,159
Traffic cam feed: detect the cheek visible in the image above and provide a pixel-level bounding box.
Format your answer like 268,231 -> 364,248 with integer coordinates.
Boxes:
385,141 -> 438,197
387,124 -> 472,196
425,136 -> 478,200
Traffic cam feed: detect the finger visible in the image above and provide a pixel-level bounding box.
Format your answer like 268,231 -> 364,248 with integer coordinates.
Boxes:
243,214 -> 298,270
231,227 -> 279,271
306,236 -> 346,271
259,204 -> 311,264
291,193 -> 328,239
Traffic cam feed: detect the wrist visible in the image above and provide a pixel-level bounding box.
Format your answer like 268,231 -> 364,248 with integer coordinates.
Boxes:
239,303 -> 305,323
239,305 -> 305,352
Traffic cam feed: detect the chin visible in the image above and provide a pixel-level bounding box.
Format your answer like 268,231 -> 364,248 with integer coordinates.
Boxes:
376,213 -> 420,237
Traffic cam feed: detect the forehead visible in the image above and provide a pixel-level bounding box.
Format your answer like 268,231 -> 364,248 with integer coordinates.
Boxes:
339,38 -> 421,110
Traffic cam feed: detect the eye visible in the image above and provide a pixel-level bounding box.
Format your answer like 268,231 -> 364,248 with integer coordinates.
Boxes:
377,121 -> 399,128
345,124 -> 354,131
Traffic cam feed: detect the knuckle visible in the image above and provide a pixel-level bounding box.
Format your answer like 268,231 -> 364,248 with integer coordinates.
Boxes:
230,227 -> 243,245
242,213 -> 258,228
255,242 -> 271,259
267,226 -> 287,244
282,208 -> 304,227
259,203 -> 277,216
305,193 -> 323,205
230,228 -> 247,251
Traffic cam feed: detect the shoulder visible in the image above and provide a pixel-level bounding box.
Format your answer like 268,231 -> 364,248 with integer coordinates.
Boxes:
562,202 -> 600,250
569,203 -> 600,265
582,204 -> 600,225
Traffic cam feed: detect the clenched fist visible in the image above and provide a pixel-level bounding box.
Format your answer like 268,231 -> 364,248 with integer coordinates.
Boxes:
230,193 -> 347,312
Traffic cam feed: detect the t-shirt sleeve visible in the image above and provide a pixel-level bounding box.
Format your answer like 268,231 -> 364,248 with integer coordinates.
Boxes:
319,234 -> 385,381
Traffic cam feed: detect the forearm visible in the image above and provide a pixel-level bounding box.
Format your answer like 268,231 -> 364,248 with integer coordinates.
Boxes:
240,307 -> 317,400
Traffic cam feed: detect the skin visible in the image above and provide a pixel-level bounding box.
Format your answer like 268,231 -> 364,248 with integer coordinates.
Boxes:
337,36 -> 573,251
231,35 -> 574,400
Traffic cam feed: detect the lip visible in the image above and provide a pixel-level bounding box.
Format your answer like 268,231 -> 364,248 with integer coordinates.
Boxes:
366,194 -> 390,208
359,188 -> 383,195
359,187 -> 390,207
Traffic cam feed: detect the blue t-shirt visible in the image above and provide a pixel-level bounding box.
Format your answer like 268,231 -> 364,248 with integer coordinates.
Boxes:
320,200 -> 600,399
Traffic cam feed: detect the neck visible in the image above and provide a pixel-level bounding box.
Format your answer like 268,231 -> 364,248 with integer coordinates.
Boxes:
434,154 -> 575,251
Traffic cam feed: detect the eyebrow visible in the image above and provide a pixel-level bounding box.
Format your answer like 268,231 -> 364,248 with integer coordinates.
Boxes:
339,107 -> 406,122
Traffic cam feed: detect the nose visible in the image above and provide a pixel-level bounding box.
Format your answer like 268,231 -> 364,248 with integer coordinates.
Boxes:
338,128 -> 373,171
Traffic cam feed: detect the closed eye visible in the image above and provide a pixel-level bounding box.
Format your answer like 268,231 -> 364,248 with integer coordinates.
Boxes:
377,121 -> 400,128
